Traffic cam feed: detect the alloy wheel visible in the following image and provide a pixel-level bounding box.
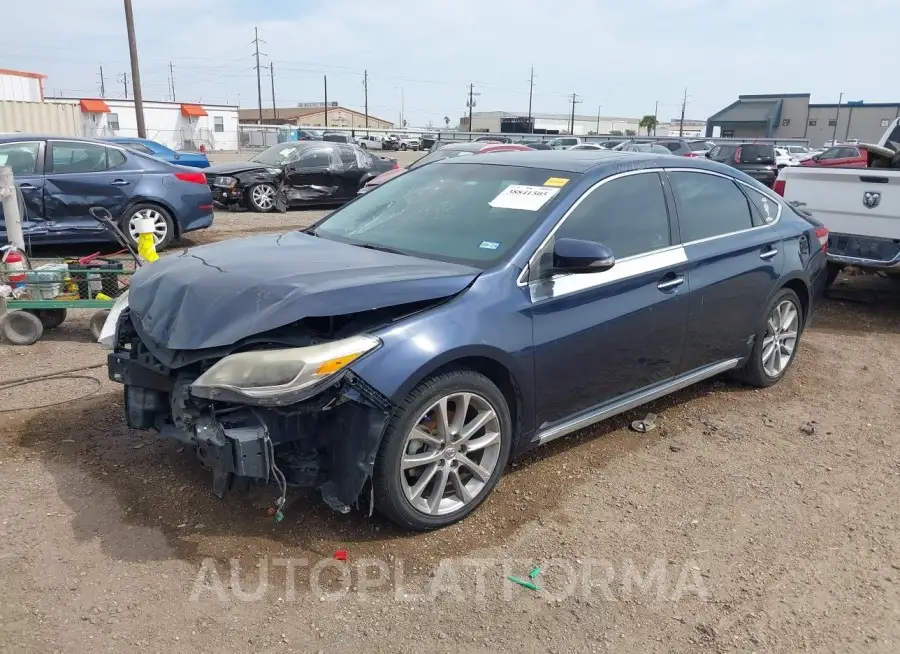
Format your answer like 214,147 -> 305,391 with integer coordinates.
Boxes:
128,209 -> 168,245
399,392 -> 502,516
761,299 -> 799,377
251,184 -> 276,210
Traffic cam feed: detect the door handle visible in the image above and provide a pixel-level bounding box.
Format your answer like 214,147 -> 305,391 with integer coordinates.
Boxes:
18,183 -> 36,190
760,247 -> 779,260
657,275 -> 685,291
110,179 -> 130,186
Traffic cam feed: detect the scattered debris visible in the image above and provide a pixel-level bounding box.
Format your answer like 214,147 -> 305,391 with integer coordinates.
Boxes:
132,442 -> 146,450
334,550 -> 348,561
669,444 -> 683,453
799,422 -> 816,436
631,412 -> 657,433
528,567 -> 541,580
763,416 -> 777,427
507,576 -> 539,591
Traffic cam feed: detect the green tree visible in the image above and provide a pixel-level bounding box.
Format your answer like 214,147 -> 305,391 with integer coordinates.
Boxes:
639,114 -> 659,136
609,129 -> 623,136
625,129 -> 636,137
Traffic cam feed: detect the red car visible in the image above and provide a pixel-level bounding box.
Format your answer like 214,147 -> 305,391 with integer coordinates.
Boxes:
800,143 -> 895,169
358,142 -> 533,194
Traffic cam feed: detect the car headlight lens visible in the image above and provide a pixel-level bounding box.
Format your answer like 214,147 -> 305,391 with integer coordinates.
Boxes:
212,176 -> 236,187
191,334 -> 380,403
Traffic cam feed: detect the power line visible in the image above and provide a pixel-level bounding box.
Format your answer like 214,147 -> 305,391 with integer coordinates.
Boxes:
251,26 -> 266,124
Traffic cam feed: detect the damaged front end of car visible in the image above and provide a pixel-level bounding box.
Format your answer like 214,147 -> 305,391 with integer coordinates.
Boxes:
107,308 -> 398,515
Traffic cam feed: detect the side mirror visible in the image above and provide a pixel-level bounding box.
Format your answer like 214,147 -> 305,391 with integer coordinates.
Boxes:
173,152 -> 181,160
549,238 -> 615,275
811,154 -> 820,161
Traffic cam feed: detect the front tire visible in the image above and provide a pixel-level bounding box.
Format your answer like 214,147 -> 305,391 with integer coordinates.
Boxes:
247,183 -> 277,213
733,288 -> 803,388
400,143 -> 408,151
373,370 -> 512,531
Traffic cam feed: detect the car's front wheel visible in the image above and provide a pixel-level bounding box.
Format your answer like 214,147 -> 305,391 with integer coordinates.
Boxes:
400,143 -> 407,151
733,287 -> 803,388
373,370 -> 512,530
247,183 -> 277,213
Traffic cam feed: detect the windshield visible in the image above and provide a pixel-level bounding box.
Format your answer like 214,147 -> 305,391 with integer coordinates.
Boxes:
313,163 -> 575,267
250,143 -> 309,165
408,148 -> 477,169
689,141 -> 712,151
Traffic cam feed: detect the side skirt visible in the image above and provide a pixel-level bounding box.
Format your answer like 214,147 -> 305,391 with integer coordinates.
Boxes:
532,358 -> 742,446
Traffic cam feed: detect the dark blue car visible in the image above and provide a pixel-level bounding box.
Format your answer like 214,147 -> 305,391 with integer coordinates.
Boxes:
106,151 -> 828,530
103,137 -> 210,169
0,135 -> 214,249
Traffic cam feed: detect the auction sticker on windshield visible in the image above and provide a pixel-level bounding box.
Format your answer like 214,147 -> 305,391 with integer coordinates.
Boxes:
543,177 -> 569,187
489,185 -> 560,211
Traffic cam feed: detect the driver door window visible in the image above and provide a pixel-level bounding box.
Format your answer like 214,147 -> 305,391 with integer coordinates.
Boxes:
295,148 -> 334,168
550,172 -> 672,266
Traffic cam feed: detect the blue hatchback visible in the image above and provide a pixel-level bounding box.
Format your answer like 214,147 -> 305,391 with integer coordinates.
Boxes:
107,150 -> 828,530
0,135 -> 214,249
104,137 -> 210,168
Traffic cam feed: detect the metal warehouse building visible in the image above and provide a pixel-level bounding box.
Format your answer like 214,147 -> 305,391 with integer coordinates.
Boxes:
706,93 -> 900,147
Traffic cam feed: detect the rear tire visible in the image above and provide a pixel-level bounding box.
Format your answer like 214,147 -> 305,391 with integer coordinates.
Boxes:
27,308 -> 66,330
400,143 -> 407,151
373,370 -> 512,531
123,203 -> 175,250
732,288 -> 803,388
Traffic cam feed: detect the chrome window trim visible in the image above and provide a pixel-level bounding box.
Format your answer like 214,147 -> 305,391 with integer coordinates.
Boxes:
516,168 -> 667,287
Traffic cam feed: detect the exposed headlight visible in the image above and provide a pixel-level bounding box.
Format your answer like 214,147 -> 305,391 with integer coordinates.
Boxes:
212,176 -> 237,187
99,291 -> 129,349
191,334 -> 380,405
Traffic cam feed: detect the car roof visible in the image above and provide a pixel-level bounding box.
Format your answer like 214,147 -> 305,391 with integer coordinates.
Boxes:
0,133 -> 113,144
442,149 -> 743,177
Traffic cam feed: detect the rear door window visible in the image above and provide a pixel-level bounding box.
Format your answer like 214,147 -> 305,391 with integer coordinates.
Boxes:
668,171 -> 754,241
0,141 -> 41,175
661,142 -> 681,152
555,172 -> 671,259
48,142 -> 124,173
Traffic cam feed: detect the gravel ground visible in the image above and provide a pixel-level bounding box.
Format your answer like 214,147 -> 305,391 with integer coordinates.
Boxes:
1,169 -> 899,652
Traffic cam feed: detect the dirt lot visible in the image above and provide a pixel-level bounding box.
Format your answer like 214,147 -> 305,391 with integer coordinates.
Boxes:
1,156 -> 899,652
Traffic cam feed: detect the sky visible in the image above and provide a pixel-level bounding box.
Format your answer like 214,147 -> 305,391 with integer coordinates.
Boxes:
5,0 -> 898,128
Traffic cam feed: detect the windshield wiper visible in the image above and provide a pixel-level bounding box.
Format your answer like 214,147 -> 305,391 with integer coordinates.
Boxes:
355,242 -> 407,256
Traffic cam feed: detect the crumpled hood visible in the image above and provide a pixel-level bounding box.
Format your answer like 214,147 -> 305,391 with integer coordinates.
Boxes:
204,161 -> 269,175
128,232 -> 480,350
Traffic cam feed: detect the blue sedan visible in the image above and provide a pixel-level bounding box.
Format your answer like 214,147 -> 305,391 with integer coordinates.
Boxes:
0,135 -> 214,249
107,150 -> 828,530
104,136 -> 210,168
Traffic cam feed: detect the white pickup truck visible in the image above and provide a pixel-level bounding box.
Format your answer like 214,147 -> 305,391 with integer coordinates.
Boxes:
774,118 -> 900,285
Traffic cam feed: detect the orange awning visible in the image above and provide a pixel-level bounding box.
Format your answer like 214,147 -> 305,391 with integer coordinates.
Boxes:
80,99 -> 110,113
180,103 -> 207,117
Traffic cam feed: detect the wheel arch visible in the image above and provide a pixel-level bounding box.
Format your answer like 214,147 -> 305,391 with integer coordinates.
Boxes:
390,347 -> 530,452
778,275 -> 811,327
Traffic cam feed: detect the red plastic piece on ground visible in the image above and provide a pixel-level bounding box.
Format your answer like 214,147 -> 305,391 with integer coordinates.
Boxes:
334,550 -> 348,561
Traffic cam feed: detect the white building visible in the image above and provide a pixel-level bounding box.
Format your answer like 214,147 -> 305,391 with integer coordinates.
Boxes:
0,68 -> 46,102
462,110 -> 641,136
54,98 -> 239,151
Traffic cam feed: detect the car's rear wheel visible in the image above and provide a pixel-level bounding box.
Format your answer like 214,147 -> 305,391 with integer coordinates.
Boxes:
359,142 -> 367,149
373,370 -> 512,531
400,143 -> 407,151
124,204 -> 175,250
247,183 -> 276,213
733,288 -> 803,388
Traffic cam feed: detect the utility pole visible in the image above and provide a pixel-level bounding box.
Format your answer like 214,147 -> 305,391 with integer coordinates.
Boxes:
678,88 -> 687,137
527,66 -> 534,133
653,100 -> 659,136
269,62 -> 277,121
252,27 -> 265,124
123,0 -> 146,137
831,92 -> 843,144
98,65 -> 106,98
568,93 -> 582,135
117,72 -> 129,99
324,76 -> 328,127
401,86 -> 405,127
363,69 -> 369,131
169,62 -> 175,101
595,104 -> 601,134
466,83 -> 480,133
